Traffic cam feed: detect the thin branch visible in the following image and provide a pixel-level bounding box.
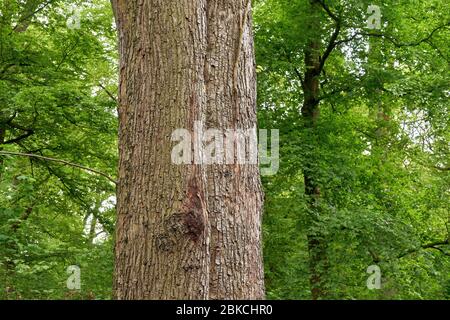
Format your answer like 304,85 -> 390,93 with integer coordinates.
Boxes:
433,165 -> 450,171
415,158 -> 450,172
293,67 -> 306,91
2,130 -> 34,144
315,0 -> 341,75
0,151 -> 117,184
95,230 -> 106,238
319,23 -> 340,74
3,119 -> 35,144
285,53 -> 306,90
6,120 -> 33,131
425,40 -> 449,62
336,22 -> 450,48
98,83 -> 117,103
315,0 -> 339,22
13,0 -> 55,32
318,85 -> 351,101
398,239 -> 449,259
42,162 -> 115,234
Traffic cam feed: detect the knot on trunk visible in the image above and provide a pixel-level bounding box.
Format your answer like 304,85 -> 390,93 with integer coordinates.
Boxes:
156,177 -> 206,251
166,210 -> 204,241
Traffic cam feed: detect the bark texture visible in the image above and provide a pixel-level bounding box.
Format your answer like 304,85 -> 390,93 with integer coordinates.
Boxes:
204,0 -> 264,300
112,0 -> 264,299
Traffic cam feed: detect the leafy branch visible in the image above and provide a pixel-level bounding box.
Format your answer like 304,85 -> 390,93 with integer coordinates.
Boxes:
398,239 -> 450,259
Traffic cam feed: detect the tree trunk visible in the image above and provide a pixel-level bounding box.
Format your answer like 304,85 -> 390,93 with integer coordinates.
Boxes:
301,0 -> 328,300
112,0 -> 264,300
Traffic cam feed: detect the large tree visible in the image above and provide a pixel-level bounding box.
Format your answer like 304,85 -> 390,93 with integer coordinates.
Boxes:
111,0 -> 265,299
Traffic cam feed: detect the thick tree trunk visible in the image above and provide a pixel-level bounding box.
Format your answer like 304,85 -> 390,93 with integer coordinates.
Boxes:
112,0 -> 264,299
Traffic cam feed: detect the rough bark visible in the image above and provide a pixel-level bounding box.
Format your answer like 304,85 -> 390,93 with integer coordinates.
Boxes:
112,0 -> 264,299
204,0 -> 265,299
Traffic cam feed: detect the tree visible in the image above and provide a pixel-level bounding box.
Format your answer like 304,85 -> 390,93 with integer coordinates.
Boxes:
1,0 -> 448,301
254,0 -> 449,299
111,0 -> 265,299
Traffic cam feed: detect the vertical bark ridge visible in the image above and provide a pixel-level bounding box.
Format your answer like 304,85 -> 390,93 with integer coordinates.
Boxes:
204,0 -> 265,300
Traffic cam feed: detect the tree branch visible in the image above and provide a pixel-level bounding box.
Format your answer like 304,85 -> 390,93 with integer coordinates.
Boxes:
335,22 -> 450,48
315,0 -> 341,75
293,67 -> 306,91
433,165 -> 450,171
98,83 -> 117,103
315,0 -> 339,22
2,130 -> 34,144
0,151 -> 117,184
13,0 -> 55,33
317,85 -> 351,101
318,22 -> 341,75
398,239 -> 449,259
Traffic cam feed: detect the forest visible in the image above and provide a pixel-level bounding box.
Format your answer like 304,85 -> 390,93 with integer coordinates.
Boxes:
0,0 -> 449,300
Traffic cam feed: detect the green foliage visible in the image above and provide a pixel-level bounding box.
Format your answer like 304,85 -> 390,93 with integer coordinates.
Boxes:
0,0 -> 116,299
256,0 -> 449,299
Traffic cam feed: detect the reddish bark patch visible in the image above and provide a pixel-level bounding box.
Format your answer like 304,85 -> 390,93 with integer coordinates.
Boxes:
164,177 -> 206,242
181,177 -> 205,241
183,210 -> 204,241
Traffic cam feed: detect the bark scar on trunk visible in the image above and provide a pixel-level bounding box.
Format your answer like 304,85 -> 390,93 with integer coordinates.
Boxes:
155,235 -> 175,252
163,177 -> 206,243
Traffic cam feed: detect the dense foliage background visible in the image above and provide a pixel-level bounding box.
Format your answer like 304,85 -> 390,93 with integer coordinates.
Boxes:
0,0 -> 448,299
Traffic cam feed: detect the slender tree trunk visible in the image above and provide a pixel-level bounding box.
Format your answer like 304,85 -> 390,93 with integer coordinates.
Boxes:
0,123 -> 5,180
301,0 -> 328,300
112,0 -> 264,299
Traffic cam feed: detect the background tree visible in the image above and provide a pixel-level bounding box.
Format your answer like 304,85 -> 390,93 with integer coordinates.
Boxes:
255,0 -> 449,299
